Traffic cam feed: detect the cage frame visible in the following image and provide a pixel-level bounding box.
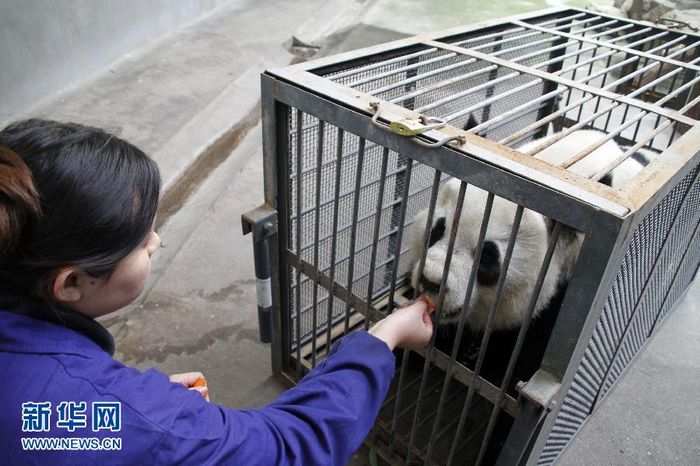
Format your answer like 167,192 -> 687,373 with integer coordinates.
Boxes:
248,6 -> 700,465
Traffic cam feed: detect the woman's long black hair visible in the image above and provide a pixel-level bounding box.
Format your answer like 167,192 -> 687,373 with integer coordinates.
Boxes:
0,119 -> 160,300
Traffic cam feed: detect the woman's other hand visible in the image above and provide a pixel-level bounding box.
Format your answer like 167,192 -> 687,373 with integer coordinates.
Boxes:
169,372 -> 210,401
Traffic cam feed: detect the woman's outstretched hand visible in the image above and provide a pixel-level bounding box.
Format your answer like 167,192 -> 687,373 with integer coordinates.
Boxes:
369,297 -> 435,351
169,372 -> 210,401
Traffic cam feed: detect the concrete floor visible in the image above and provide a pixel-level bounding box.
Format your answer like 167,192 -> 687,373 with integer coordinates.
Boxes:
558,279 -> 700,465
10,0 -> 698,464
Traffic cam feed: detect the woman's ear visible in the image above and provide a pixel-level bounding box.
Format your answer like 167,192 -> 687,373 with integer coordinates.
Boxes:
52,267 -> 83,303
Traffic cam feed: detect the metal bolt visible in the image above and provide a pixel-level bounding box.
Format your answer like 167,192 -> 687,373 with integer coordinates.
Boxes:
262,221 -> 273,236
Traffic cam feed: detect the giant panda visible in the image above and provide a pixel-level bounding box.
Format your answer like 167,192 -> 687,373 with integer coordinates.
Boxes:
409,178 -> 566,390
409,127 -> 655,391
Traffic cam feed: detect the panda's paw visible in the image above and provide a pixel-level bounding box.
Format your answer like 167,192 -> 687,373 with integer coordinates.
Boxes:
460,339 -> 481,366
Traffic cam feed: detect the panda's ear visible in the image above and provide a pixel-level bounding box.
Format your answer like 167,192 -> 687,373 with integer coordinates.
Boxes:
438,178 -> 461,206
429,217 -> 447,247
477,240 -> 501,287
464,113 -> 479,131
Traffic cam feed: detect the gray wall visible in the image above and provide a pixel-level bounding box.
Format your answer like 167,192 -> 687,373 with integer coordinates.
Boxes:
0,0 -> 231,119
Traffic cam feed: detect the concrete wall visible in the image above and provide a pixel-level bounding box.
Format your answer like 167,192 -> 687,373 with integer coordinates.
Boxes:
0,0 -> 231,119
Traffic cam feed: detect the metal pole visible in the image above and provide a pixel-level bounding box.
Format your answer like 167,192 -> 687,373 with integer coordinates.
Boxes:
253,234 -> 273,343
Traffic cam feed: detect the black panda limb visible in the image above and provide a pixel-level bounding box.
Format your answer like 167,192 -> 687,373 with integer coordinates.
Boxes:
432,280 -> 567,394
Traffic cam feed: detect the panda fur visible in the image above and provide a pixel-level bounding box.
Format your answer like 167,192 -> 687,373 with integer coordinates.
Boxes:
409,127 -> 655,391
517,128 -> 655,188
518,130 -> 656,281
464,114 -> 655,189
410,178 -> 567,391
410,180 -> 564,332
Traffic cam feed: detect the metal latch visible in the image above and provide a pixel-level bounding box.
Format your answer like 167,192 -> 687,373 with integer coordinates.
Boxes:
242,203 -> 277,241
516,368 -> 561,410
390,115 -> 447,136
242,204 -> 278,344
369,102 -> 466,148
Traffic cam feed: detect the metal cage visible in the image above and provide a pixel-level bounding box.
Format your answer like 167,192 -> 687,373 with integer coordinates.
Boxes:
243,7 -> 700,465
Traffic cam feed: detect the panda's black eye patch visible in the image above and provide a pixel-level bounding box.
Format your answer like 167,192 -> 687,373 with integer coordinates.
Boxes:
428,217 -> 446,248
477,240 -> 501,287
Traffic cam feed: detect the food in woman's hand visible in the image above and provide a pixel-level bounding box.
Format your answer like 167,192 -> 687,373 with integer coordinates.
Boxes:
419,294 -> 437,312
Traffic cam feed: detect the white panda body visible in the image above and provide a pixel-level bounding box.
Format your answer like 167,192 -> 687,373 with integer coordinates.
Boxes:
517,129 -> 655,281
518,129 -> 653,187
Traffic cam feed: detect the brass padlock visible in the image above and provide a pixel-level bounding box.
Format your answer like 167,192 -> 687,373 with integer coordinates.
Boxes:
390,119 -> 428,136
389,116 -> 447,136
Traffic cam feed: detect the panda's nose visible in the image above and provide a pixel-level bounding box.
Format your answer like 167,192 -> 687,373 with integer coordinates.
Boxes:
420,275 -> 443,294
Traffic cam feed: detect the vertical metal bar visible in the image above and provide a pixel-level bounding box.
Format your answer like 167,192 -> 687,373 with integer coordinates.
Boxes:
386,169 -> 442,458
312,120 -> 325,361
403,56 -> 420,110
672,44 -> 700,111
564,15 -> 600,111
294,110 -> 304,377
343,138 -> 366,333
252,234 -> 273,344
480,35 -> 503,135
668,49 -> 700,148
564,33 -> 586,108
446,206 -> 525,466
592,53 -> 615,126
601,95 -> 617,132
386,160 -> 415,315
495,399 -> 547,466
380,56 -> 421,318
576,44 -> 600,122
668,120 -> 681,145
526,212 -> 625,461
423,192 -> 496,465
365,148 -> 391,331
261,75 -> 288,375
535,27 -> 569,138
365,147 -> 392,455
475,223 -> 563,466
324,128 -> 345,361
630,60 -> 658,144
645,42 -> 674,148
385,151 -> 412,310
542,212 -> 629,379
405,181 -> 468,465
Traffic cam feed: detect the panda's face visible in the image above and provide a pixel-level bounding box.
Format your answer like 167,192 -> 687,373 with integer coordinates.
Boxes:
410,179 -> 561,331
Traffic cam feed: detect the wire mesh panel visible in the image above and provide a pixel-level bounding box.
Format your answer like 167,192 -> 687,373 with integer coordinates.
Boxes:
255,7 -> 700,466
538,163 -> 700,465
286,109 -> 439,356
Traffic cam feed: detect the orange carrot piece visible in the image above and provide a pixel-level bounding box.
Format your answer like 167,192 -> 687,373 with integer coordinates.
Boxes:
419,294 -> 437,312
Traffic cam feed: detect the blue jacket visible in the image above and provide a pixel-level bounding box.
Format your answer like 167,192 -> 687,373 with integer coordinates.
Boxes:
0,297 -> 395,465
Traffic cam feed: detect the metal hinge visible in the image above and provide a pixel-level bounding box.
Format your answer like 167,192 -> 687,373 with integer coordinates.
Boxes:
516,369 -> 561,410
241,204 -> 277,242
